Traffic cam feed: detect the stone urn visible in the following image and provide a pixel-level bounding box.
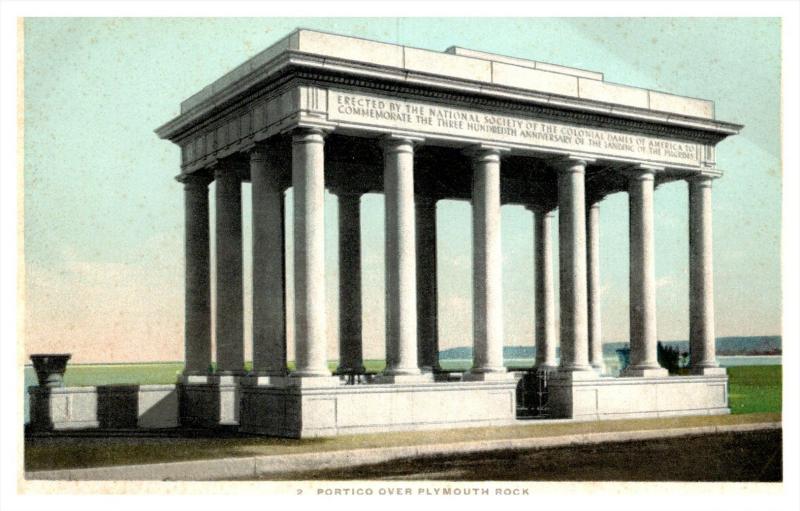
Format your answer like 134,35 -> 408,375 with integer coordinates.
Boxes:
30,354 -> 71,388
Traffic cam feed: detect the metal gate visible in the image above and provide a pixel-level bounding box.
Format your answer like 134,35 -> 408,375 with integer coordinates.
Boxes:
516,368 -> 552,419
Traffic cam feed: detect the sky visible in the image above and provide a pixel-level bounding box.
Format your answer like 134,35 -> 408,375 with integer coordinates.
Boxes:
22,17 -> 782,364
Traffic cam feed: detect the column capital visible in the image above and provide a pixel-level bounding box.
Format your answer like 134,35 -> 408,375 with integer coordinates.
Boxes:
381,134 -> 425,153
549,155 -> 594,173
586,194 -> 606,208
621,164 -> 663,181
525,203 -> 557,215
687,170 -> 721,185
332,189 -> 364,200
176,172 -> 213,189
247,143 -> 270,162
290,126 -> 331,144
213,165 -> 240,180
463,144 -> 511,161
210,157 -> 249,180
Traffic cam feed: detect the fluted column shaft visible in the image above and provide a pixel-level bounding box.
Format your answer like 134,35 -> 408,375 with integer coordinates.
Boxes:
182,174 -> 212,377
587,200 -> 604,372
533,208 -> 557,369
337,192 -> 365,374
689,175 -> 722,374
292,128 -> 330,377
383,137 -> 421,377
251,148 -> 287,377
214,165 -> 245,375
416,196 -> 441,372
469,148 -> 505,377
624,168 -> 666,376
557,159 -> 592,373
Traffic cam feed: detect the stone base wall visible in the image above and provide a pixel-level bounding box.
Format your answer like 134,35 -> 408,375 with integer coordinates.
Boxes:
548,373 -> 730,420
179,381 -> 239,428
27,374 -> 729,435
28,385 -> 179,431
239,380 -> 520,438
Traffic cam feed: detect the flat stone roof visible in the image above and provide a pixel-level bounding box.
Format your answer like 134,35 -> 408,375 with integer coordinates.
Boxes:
179,28 -> 716,121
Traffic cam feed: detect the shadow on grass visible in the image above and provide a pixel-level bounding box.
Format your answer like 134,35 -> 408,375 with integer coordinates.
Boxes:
258,430 -> 782,482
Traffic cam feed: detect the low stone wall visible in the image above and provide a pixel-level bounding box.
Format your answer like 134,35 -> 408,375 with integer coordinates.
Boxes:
28,385 -> 179,430
26,373 -> 730,435
548,373 -> 730,420
239,380 -> 520,438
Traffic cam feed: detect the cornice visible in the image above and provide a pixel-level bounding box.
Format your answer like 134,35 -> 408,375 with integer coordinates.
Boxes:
155,54 -> 742,146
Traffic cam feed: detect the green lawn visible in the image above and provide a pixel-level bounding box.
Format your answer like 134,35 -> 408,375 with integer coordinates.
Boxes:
26,362 -> 782,415
727,365 -> 782,415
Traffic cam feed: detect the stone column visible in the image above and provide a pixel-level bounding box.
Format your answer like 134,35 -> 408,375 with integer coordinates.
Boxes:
336,191 -> 365,374
291,128 -> 331,378
416,195 -> 441,373
623,167 -> 667,377
556,158 -> 593,374
586,199 -> 604,373
689,174 -> 724,375
530,206 -> 557,370
180,173 -> 212,379
250,147 -> 287,380
467,147 -> 508,380
382,136 -> 424,381
214,164 -> 245,375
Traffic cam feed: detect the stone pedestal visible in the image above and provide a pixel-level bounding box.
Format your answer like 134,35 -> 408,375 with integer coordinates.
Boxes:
548,373 -> 729,420
239,379 -> 519,438
180,375 -> 241,427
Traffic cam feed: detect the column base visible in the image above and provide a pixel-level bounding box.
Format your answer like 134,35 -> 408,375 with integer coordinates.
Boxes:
285,375 -> 341,388
620,366 -> 668,378
374,372 -> 433,384
462,370 -> 516,382
180,374 -> 213,384
211,374 -> 243,385
419,365 -> 443,374
691,366 -> 727,376
242,373 -> 290,386
290,368 -> 332,378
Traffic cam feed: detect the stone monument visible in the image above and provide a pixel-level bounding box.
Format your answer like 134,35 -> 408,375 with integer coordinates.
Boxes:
148,29 -> 739,437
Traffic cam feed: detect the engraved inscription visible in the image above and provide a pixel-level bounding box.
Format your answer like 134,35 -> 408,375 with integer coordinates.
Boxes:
329,90 -> 701,166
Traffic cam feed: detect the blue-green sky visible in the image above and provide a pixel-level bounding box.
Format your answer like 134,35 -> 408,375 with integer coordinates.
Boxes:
23,18 -> 781,363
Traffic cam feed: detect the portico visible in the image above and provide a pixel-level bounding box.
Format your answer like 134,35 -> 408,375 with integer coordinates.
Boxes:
156,29 -> 740,437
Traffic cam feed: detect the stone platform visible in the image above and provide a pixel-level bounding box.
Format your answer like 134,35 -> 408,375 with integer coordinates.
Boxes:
548,372 -> 730,420
27,372 -> 730,436
238,378 -> 520,438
